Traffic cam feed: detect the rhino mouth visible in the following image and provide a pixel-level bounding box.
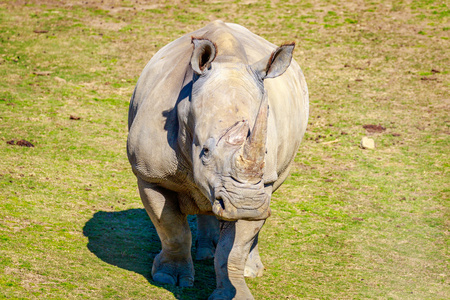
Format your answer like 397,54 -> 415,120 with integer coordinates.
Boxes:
212,179 -> 271,221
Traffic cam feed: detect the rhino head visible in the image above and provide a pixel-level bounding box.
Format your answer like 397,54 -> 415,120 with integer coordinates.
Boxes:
183,37 -> 294,221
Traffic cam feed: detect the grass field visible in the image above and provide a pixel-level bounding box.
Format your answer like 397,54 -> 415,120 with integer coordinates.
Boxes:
0,0 -> 448,299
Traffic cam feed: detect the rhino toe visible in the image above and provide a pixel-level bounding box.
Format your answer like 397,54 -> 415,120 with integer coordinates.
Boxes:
243,264 -> 263,278
152,272 -> 176,285
179,275 -> 194,287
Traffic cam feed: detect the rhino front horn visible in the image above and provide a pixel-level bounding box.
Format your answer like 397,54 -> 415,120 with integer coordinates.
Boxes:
235,92 -> 269,183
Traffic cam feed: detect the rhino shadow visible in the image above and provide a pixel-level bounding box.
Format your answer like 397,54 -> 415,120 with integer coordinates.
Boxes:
83,209 -> 216,300
161,79 -> 193,152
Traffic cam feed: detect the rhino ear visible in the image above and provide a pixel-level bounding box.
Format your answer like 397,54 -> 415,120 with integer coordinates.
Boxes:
190,37 -> 217,75
252,43 -> 295,80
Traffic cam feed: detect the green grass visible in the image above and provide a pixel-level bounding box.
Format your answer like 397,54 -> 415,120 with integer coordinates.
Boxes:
0,0 -> 448,299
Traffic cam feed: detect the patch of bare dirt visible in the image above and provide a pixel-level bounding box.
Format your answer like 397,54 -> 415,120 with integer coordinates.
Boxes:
421,77 -> 438,81
7,139 -> 35,147
363,124 -> 386,133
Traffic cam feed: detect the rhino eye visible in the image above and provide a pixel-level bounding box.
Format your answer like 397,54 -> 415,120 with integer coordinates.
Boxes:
200,137 -> 215,164
202,147 -> 210,155
201,146 -> 211,165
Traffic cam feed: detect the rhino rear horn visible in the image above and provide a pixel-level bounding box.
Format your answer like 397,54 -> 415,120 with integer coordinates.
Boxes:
190,38 -> 217,75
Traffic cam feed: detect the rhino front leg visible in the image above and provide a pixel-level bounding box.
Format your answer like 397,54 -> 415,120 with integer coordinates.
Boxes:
195,214 -> 220,260
137,178 -> 194,287
210,219 -> 265,300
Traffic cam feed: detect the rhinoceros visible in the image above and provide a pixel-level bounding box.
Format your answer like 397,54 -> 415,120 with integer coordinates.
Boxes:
127,20 -> 308,299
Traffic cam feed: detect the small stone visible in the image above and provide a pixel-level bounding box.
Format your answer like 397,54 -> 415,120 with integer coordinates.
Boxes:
363,124 -> 386,133
360,137 -> 375,149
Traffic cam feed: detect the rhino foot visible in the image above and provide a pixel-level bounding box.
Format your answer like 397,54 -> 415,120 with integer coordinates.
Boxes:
195,244 -> 215,260
243,255 -> 264,278
208,287 -> 254,300
195,214 -> 219,261
243,262 -> 264,279
244,241 -> 264,278
151,251 -> 194,287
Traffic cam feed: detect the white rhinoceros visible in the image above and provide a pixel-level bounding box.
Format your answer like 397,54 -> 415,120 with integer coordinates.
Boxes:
127,20 -> 308,300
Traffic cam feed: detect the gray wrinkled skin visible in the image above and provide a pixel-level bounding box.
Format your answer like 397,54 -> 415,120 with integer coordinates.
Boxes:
127,21 -> 308,300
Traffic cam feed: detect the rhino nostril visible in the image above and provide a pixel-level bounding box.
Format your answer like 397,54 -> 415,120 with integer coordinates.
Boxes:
212,195 -> 227,218
215,196 -> 225,210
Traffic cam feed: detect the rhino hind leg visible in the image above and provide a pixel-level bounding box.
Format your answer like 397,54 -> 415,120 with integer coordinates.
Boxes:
244,234 -> 264,278
195,214 -> 220,260
137,178 -> 194,287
